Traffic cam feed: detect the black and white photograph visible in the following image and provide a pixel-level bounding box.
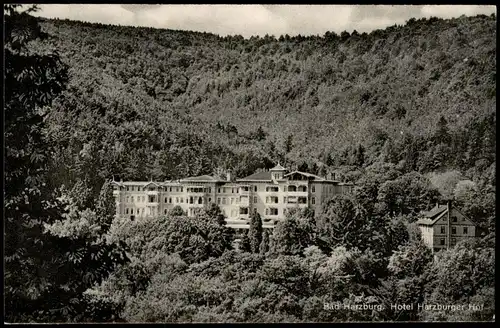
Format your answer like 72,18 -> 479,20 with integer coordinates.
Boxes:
4,4 -> 496,323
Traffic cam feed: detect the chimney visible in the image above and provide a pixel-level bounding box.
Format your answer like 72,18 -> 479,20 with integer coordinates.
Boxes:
226,172 -> 231,182
447,200 -> 451,249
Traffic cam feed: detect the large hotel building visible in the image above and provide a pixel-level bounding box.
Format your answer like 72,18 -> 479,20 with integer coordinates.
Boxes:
111,164 -> 354,229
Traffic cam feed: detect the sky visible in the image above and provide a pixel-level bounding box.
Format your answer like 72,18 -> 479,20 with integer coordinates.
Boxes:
29,4 -> 497,38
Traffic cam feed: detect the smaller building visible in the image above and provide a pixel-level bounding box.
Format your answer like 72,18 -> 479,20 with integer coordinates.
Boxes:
416,202 -> 477,252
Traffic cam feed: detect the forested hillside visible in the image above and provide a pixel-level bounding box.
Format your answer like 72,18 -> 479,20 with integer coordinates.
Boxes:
5,6 -> 496,322
38,14 -> 496,187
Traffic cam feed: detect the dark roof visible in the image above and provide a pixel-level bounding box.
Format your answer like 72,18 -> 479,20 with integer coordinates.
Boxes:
270,163 -> 286,171
180,175 -> 222,182
423,205 -> 448,219
284,170 -> 324,181
237,171 -> 272,181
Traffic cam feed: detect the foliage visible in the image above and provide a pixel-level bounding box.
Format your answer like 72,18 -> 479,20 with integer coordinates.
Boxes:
249,211 -> 263,253
33,14 -> 495,184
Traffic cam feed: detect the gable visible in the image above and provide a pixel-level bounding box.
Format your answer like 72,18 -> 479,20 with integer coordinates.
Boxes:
450,208 -> 476,226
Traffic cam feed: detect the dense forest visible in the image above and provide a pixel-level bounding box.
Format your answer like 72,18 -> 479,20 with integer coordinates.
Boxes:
38,13 -> 496,185
4,5 -> 495,323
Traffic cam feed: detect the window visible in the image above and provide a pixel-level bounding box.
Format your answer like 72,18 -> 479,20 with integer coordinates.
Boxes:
148,195 -> 155,203
254,186 -> 257,192
181,198 -> 184,203
175,197 -> 179,203
164,209 -> 168,215
452,216 -> 457,222
189,197 -> 194,204
451,238 -> 456,244
198,197 -> 203,204
209,197 -> 212,203
218,188 -> 221,193
131,208 -> 134,214
222,198 -> 227,205
265,208 -> 269,215
223,188 -> 227,193
441,226 -> 445,234
127,186 -> 130,191
463,227 -> 468,235
254,196 -> 257,203
165,197 -> 168,203
269,208 -> 278,215
217,198 -> 221,205
312,186 -> 315,193
312,197 -> 316,205
231,198 -> 234,204
169,197 -> 172,203
132,196 -> 136,202
126,208 -> 129,214
452,227 -> 456,234
440,238 -> 445,245
284,197 -> 287,204
126,196 -> 130,203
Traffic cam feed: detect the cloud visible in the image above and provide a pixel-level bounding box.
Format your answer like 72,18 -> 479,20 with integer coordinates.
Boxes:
30,4 -> 497,38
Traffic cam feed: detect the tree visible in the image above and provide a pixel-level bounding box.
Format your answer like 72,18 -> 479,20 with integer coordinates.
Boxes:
422,238 -> 495,321
315,195 -> 368,250
249,211 -> 263,253
260,229 -> 270,254
4,4 -> 71,321
377,172 -> 440,216
168,205 -> 186,217
240,231 -> 251,253
202,202 -> 226,226
387,239 -> 433,279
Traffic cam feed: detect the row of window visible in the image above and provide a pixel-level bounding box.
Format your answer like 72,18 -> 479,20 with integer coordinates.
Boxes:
125,196 -> 214,204
217,187 -> 240,194
265,208 -> 279,216
439,237 -> 462,246
217,197 -> 241,205
265,196 -> 310,204
118,184 -> 348,194
124,194 -> 320,206
440,226 -> 469,235
443,216 -> 466,222
120,186 -> 185,192
125,207 -> 154,216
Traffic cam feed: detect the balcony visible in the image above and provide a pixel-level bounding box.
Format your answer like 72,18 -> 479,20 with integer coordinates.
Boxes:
287,191 -> 308,197
239,197 -> 250,206
113,190 -> 120,196
239,185 -> 251,195
146,190 -> 159,196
